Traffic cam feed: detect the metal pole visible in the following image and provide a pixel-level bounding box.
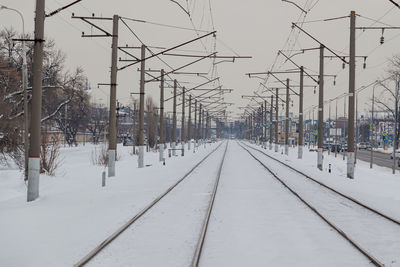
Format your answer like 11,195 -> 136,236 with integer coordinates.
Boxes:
347,11 -> 356,179
27,0 -> 45,202
298,67 -> 304,159
317,44 -> 325,171
138,44 -> 146,168
181,87 -> 185,150
285,79 -> 290,155
188,95 -> 192,150
172,80 -> 177,155
392,78 -> 399,174
275,88 -> 279,152
159,69 -> 165,162
270,95 -> 273,150
370,85 -> 375,168
194,100 -> 197,149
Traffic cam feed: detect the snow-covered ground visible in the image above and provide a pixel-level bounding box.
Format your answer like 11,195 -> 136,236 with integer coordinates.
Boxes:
246,142 -> 400,222
0,142 -> 220,267
1,140 -> 399,266
201,142 -> 371,267
242,142 -> 400,266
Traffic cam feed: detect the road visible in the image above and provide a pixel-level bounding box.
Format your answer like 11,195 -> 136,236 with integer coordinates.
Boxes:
355,149 -> 399,169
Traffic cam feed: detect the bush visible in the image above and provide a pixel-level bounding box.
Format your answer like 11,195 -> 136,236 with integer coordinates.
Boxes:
40,133 -> 61,176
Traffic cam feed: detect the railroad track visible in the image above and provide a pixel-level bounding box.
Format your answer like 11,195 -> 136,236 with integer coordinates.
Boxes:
191,141 -> 228,267
239,141 -> 400,267
241,141 -> 400,225
74,141 -> 226,267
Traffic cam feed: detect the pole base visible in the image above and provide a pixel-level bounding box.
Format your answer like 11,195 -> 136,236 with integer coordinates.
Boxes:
317,148 -> 323,171
108,149 -> 116,177
347,152 -> 355,179
138,146 -> 145,168
159,144 -> 164,162
27,157 -> 40,202
298,145 -> 303,159
172,142 -> 176,156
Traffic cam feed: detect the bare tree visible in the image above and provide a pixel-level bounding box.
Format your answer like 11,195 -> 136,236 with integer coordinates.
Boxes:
87,104 -> 108,144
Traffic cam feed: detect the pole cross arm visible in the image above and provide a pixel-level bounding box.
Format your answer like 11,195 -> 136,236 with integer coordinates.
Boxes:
291,23 -> 348,64
72,15 -> 114,37
165,78 -> 220,102
145,52 -> 217,83
278,51 -> 319,84
118,30 -> 217,71
267,72 -> 299,96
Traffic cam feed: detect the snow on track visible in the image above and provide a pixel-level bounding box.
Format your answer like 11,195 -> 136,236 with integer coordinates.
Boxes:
199,142 -> 372,267
86,142 -> 228,267
243,142 -> 400,267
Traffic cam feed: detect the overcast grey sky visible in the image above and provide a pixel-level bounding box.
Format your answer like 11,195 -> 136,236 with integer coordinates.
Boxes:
1,0 -> 400,121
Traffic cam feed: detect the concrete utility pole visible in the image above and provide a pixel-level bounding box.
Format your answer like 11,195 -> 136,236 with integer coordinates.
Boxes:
264,100 -> 267,148
27,0 -> 45,202
194,100 -> 197,149
181,87 -> 185,150
317,44 -> 325,171
285,79 -> 290,155
172,80 -> 177,156
335,98 -> 338,157
138,44 -> 146,168
202,109 -> 205,144
347,11 -> 356,179
207,112 -> 210,139
159,69 -> 165,162
108,15 -> 119,176
275,88 -> 279,152
188,95 -> 192,150
198,103 -> 202,145
270,95 -> 274,150
298,66 -> 304,159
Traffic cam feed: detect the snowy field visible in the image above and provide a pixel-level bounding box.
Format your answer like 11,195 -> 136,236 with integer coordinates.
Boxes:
1,140 -> 399,266
0,142 -> 220,267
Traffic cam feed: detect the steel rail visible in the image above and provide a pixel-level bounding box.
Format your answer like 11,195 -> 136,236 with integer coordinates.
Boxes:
192,141 -> 229,267
241,142 -> 400,226
74,141 -> 225,267
238,142 -> 384,267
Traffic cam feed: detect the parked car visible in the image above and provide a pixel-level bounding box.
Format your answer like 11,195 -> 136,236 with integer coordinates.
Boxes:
390,149 -> 400,159
359,142 -> 368,150
331,144 -> 342,153
323,143 -> 331,150
123,138 -> 134,146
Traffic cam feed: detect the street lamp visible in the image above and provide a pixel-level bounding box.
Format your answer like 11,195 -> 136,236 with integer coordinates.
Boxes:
0,5 -> 29,180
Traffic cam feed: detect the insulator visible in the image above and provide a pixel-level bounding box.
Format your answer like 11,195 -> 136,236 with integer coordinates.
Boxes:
342,62 -> 346,69
380,36 -> 385,45
314,87 -> 316,94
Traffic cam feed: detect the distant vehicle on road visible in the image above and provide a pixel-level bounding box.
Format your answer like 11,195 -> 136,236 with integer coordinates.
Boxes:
390,149 -> 400,159
323,143 -> 331,150
123,138 -> 134,146
358,142 -> 369,150
331,144 -> 342,153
